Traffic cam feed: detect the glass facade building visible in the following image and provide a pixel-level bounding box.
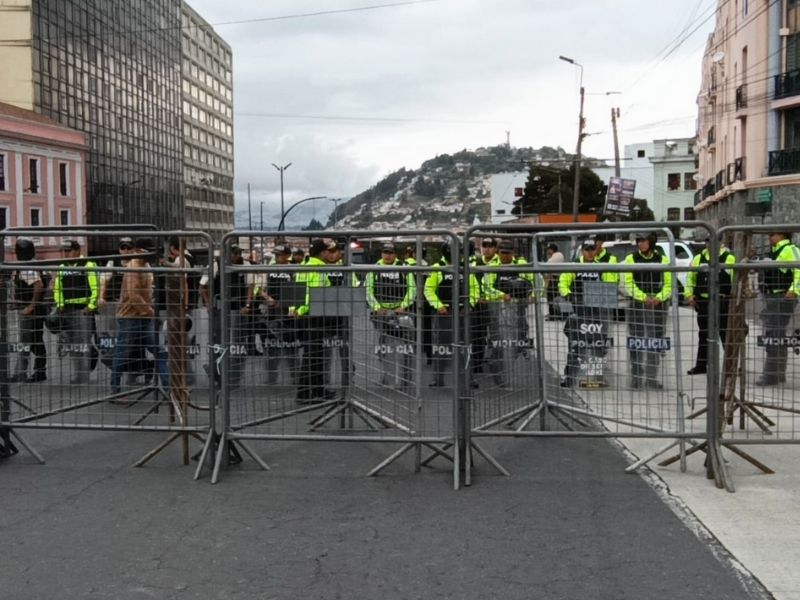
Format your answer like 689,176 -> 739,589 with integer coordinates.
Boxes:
30,0 -> 184,233
0,0 -> 234,242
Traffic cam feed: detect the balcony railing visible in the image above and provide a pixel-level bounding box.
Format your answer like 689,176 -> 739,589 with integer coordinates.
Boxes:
715,169 -> 725,191
702,178 -> 716,199
694,189 -> 702,206
726,163 -> 734,185
768,148 -> 800,176
774,69 -> 800,99
734,156 -> 745,181
736,84 -> 747,109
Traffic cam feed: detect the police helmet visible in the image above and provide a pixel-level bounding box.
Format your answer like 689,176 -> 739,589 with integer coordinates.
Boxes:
14,238 -> 35,261
635,232 -> 657,248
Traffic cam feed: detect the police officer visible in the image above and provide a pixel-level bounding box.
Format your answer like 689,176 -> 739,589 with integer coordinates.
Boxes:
365,243 -> 417,386
424,243 -> 479,387
199,244 -> 249,388
482,240 -> 537,386
10,238 -> 47,383
622,232 -> 672,390
470,237 -> 500,373
558,238 -> 614,387
254,245 -> 297,385
757,231 -> 800,386
685,237 -> 736,375
292,239 -> 337,402
323,241 -> 357,390
53,240 -> 98,384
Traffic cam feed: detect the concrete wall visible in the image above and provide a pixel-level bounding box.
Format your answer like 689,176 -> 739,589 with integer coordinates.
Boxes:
0,0 -> 34,110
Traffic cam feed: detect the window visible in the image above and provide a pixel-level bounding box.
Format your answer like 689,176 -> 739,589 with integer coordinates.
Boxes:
684,207 -> 695,220
684,173 -> 697,190
667,173 -> 681,191
637,149 -> 646,158
60,209 -> 70,226
28,158 -> 40,194
0,153 -> 5,191
0,206 -> 7,230
30,207 -> 41,227
59,162 -> 69,196
743,0 -> 748,17
667,207 -> 680,220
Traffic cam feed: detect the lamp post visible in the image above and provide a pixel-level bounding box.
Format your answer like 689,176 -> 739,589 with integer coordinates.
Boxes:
278,196 -> 328,231
559,55 -> 584,223
271,162 -> 292,229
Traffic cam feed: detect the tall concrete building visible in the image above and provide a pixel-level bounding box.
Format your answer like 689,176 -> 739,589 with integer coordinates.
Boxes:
181,4 -> 234,239
695,0 -> 800,226
0,0 -> 234,241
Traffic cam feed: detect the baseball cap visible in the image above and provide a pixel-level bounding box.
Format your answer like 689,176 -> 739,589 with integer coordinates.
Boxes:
497,240 -> 514,252
481,237 -> 497,247
310,239 -> 337,255
381,243 -> 397,253
118,237 -> 133,250
581,238 -> 597,250
61,239 -> 80,251
274,244 -> 292,255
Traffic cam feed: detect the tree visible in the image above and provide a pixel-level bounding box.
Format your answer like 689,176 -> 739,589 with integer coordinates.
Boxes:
513,164 -> 605,216
619,198 -> 655,222
304,218 -> 325,231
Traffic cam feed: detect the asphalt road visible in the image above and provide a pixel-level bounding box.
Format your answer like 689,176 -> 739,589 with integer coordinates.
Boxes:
1,427 -> 770,600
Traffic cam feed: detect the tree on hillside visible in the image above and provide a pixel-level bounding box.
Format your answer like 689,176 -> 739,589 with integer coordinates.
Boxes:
304,218 -> 325,231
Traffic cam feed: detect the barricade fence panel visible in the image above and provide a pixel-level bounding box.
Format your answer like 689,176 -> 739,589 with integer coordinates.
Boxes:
464,226 -> 717,448
216,231 -> 462,483
716,226 -> 800,446
0,231 -> 213,441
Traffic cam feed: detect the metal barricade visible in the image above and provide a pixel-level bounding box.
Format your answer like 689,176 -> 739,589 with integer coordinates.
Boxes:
0,229 -> 215,474
710,224 -> 800,489
215,231 -> 462,487
463,223 -> 725,487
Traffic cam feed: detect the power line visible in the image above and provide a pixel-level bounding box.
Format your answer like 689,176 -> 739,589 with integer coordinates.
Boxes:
0,0 -> 443,44
235,112 -> 506,125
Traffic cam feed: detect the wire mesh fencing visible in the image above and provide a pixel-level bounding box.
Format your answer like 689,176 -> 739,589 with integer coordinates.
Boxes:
714,226 -> 800,463
215,231 -> 462,486
463,224 -> 720,485
0,230 -> 214,471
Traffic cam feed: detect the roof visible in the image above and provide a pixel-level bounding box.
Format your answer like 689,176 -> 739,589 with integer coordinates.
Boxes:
0,101 -> 62,127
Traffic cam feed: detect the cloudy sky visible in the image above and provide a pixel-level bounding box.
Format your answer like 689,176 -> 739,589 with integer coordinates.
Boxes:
188,0 -> 715,228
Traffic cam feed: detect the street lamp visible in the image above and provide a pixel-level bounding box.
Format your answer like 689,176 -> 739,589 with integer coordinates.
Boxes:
278,196 -> 328,231
271,162 -> 292,228
559,55 -> 584,223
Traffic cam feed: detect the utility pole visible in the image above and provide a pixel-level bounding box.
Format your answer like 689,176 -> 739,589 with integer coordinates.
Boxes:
506,130 -> 511,148
272,162 -> 292,230
260,201 -> 264,231
559,55 -> 584,224
247,183 -> 253,256
611,107 -> 621,178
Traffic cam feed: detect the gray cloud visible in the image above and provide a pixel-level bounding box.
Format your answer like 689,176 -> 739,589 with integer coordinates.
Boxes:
189,0 -> 711,219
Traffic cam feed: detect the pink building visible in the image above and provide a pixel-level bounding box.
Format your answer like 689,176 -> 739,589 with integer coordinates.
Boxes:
0,101 -> 87,259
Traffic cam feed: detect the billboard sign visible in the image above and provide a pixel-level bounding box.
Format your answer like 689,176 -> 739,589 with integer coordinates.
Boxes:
605,177 -> 636,216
